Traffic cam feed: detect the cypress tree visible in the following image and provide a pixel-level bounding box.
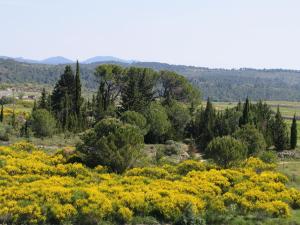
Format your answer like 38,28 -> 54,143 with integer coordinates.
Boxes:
239,97 -> 250,126
273,106 -> 288,151
11,110 -> 16,128
62,94 -> 71,130
95,82 -> 106,120
32,100 -> 37,112
39,88 -> 48,109
0,104 -> 3,122
197,98 -> 216,151
290,114 -> 297,149
47,95 -> 52,112
236,100 -> 242,112
74,60 -> 82,116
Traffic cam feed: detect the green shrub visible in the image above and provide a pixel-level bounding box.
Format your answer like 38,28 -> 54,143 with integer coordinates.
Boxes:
258,150 -> 278,164
30,109 -> 57,137
121,111 -> 149,135
78,118 -> 144,173
233,124 -> 266,156
206,136 -> 247,168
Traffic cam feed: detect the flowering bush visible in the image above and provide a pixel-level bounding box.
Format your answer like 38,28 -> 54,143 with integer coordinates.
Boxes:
0,145 -> 299,224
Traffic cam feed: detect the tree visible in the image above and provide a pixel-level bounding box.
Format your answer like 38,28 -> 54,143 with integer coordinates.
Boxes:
10,110 -> 16,128
159,70 -> 201,106
206,136 -> 247,168
0,104 -> 3,122
251,100 -> 274,147
120,111 -> 149,135
290,114 -> 297,149
272,107 -> 289,151
121,67 -> 158,112
233,124 -> 266,156
78,118 -> 144,173
195,98 -> 216,151
32,100 -> 37,112
239,97 -> 251,126
38,88 -> 48,109
94,64 -> 124,115
165,101 -> 191,140
74,60 -> 82,116
30,109 -> 57,137
51,65 -> 75,129
144,102 -> 171,144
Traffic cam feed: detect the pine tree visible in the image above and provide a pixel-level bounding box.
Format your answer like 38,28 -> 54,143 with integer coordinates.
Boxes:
74,60 -> 82,116
39,88 -> 48,109
290,114 -> 297,149
0,104 -> 3,122
273,106 -> 288,151
239,97 -> 250,126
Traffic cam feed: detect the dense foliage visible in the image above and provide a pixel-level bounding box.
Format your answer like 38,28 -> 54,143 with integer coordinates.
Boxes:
0,143 -> 300,225
206,136 -> 247,168
77,118 -> 144,173
30,109 -> 57,137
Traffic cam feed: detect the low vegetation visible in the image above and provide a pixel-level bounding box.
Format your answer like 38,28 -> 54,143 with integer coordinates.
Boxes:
0,143 -> 300,225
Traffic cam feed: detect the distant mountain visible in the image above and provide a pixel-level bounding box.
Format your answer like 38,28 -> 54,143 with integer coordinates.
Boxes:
83,56 -> 135,64
0,55 -> 135,65
0,56 -> 40,64
40,56 -> 74,65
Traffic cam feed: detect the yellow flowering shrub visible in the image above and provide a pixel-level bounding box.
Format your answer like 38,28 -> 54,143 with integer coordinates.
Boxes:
0,145 -> 299,224
117,207 -> 133,223
11,141 -> 36,152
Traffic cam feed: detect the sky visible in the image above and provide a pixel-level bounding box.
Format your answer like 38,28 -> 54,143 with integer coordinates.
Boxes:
0,0 -> 300,69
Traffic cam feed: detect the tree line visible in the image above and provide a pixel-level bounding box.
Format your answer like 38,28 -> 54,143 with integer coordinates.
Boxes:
2,62 -> 297,172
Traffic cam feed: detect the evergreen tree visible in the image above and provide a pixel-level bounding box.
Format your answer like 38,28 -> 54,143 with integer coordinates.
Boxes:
51,65 -> 75,129
236,100 -> 242,112
39,88 -> 48,109
11,110 -> 16,128
32,100 -> 37,112
94,64 -> 123,112
95,82 -> 106,120
47,94 -> 52,112
0,104 -> 3,123
121,67 -> 157,112
62,94 -> 71,130
272,106 -> 288,151
290,114 -> 297,149
196,98 -> 216,151
239,97 -> 250,126
74,60 -> 82,116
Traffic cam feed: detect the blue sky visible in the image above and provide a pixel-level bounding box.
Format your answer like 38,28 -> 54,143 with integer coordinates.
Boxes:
0,0 -> 300,69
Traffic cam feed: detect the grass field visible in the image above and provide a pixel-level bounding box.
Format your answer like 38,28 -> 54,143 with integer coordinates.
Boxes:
278,159 -> 300,223
213,101 -> 300,119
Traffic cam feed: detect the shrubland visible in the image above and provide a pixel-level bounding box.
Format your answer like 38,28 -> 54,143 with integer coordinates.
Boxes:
0,142 -> 300,225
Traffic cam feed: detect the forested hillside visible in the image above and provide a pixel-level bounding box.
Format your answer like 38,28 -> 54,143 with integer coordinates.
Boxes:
1,58 -> 300,101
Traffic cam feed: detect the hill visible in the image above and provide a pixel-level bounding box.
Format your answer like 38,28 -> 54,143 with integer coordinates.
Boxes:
1,58 -> 300,101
